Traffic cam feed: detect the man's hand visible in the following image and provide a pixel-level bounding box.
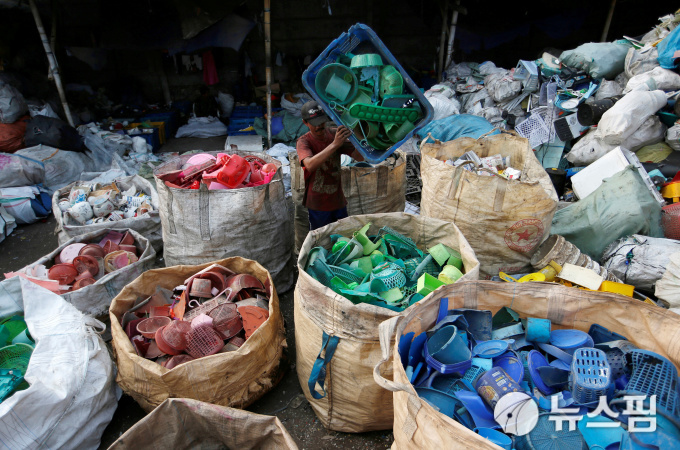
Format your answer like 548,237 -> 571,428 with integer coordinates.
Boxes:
332,125 -> 352,148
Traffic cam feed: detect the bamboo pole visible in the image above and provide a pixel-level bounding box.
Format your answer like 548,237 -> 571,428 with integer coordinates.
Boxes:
264,0 -> 272,149
437,0 -> 448,81
444,0 -> 460,69
600,0 -> 617,42
29,0 -> 74,126
48,0 -> 56,81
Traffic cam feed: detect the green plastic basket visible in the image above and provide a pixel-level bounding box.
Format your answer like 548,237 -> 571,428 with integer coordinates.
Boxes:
329,264 -> 364,284
315,63 -> 359,106
350,53 -> 383,69
0,344 -> 33,375
379,65 -> 404,98
370,262 -> 407,292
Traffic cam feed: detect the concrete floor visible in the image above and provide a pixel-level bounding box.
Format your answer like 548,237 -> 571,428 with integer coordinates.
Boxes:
0,136 -> 395,449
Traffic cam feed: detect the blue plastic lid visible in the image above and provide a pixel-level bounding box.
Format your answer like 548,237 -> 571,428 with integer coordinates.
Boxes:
549,329 -> 590,350
473,340 -> 509,358
494,353 -> 524,384
415,387 -> 460,417
455,390 -> 499,430
549,359 -> 571,371
527,350 -> 556,395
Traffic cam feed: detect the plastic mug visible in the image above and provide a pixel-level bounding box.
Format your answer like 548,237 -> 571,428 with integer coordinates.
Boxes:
69,201 -> 94,224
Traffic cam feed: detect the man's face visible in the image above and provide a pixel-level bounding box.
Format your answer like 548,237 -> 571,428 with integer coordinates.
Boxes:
304,120 -> 326,139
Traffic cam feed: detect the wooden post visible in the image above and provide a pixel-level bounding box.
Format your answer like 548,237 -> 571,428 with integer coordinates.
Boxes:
29,0 -> 74,126
438,0 -> 449,81
264,0 -> 272,149
601,0 -> 617,42
445,0 -> 460,69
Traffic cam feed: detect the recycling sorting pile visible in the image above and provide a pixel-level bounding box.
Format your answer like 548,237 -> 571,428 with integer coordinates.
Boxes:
157,153 -> 277,190
305,222 -> 465,311
445,151 -> 521,180
122,264 -> 270,368
6,230 -> 139,293
58,179 -> 155,225
400,301 -> 679,448
0,316 -> 33,405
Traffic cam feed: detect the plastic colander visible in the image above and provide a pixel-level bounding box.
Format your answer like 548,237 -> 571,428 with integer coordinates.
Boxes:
136,317 -> 172,339
185,326 -> 224,358
160,320 -> 192,352
0,343 -> 33,374
370,262 -> 407,292
209,303 -> 243,339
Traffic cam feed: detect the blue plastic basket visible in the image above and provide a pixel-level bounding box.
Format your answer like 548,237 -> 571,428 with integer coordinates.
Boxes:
612,349 -> 680,423
569,348 -> 611,405
301,23 -> 434,164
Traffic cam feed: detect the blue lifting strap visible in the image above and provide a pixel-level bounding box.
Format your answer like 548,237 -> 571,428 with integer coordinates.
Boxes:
308,331 -> 340,399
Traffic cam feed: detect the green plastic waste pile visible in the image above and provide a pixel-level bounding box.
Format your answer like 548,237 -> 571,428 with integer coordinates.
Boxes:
315,54 -> 424,150
305,223 -> 465,311
0,315 -> 34,403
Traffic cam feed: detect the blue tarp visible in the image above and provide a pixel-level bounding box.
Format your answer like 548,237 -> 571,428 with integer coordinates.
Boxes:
417,114 -> 499,142
658,25 -> 680,69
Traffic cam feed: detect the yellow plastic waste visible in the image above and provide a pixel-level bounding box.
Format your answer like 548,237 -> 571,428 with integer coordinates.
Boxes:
598,280 -> 634,297
498,272 -> 546,283
538,261 -> 562,282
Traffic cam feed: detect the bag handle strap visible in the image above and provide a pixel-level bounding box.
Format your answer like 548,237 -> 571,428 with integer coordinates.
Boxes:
372,315 -> 413,393
419,133 -> 438,151
308,331 -> 340,399
373,315 -> 423,442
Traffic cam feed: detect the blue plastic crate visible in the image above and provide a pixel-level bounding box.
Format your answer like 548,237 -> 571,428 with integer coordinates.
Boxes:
302,23 -> 434,164
231,106 -> 264,118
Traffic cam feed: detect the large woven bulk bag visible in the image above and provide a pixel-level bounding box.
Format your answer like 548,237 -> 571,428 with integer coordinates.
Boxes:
110,257 -> 286,412
110,398 -> 298,450
155,151 -> 294,292
53,174 -> 162,251
2,228 -> 155,316
374,281 -> 680,449
290,151 -> 406,252
420,131 -> 558,279
0,278 -> 118,449
296,212 -> 480,432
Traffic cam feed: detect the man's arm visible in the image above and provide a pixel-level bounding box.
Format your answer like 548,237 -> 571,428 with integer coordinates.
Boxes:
301,126 -> 352,173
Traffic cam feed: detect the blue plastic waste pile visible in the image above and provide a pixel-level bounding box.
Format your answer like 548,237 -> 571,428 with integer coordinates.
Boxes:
400,298 -> 680,449
304,223 -> 465,311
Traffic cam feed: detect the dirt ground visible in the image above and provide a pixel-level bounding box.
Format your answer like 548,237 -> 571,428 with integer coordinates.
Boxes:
0,136 -> 396,449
